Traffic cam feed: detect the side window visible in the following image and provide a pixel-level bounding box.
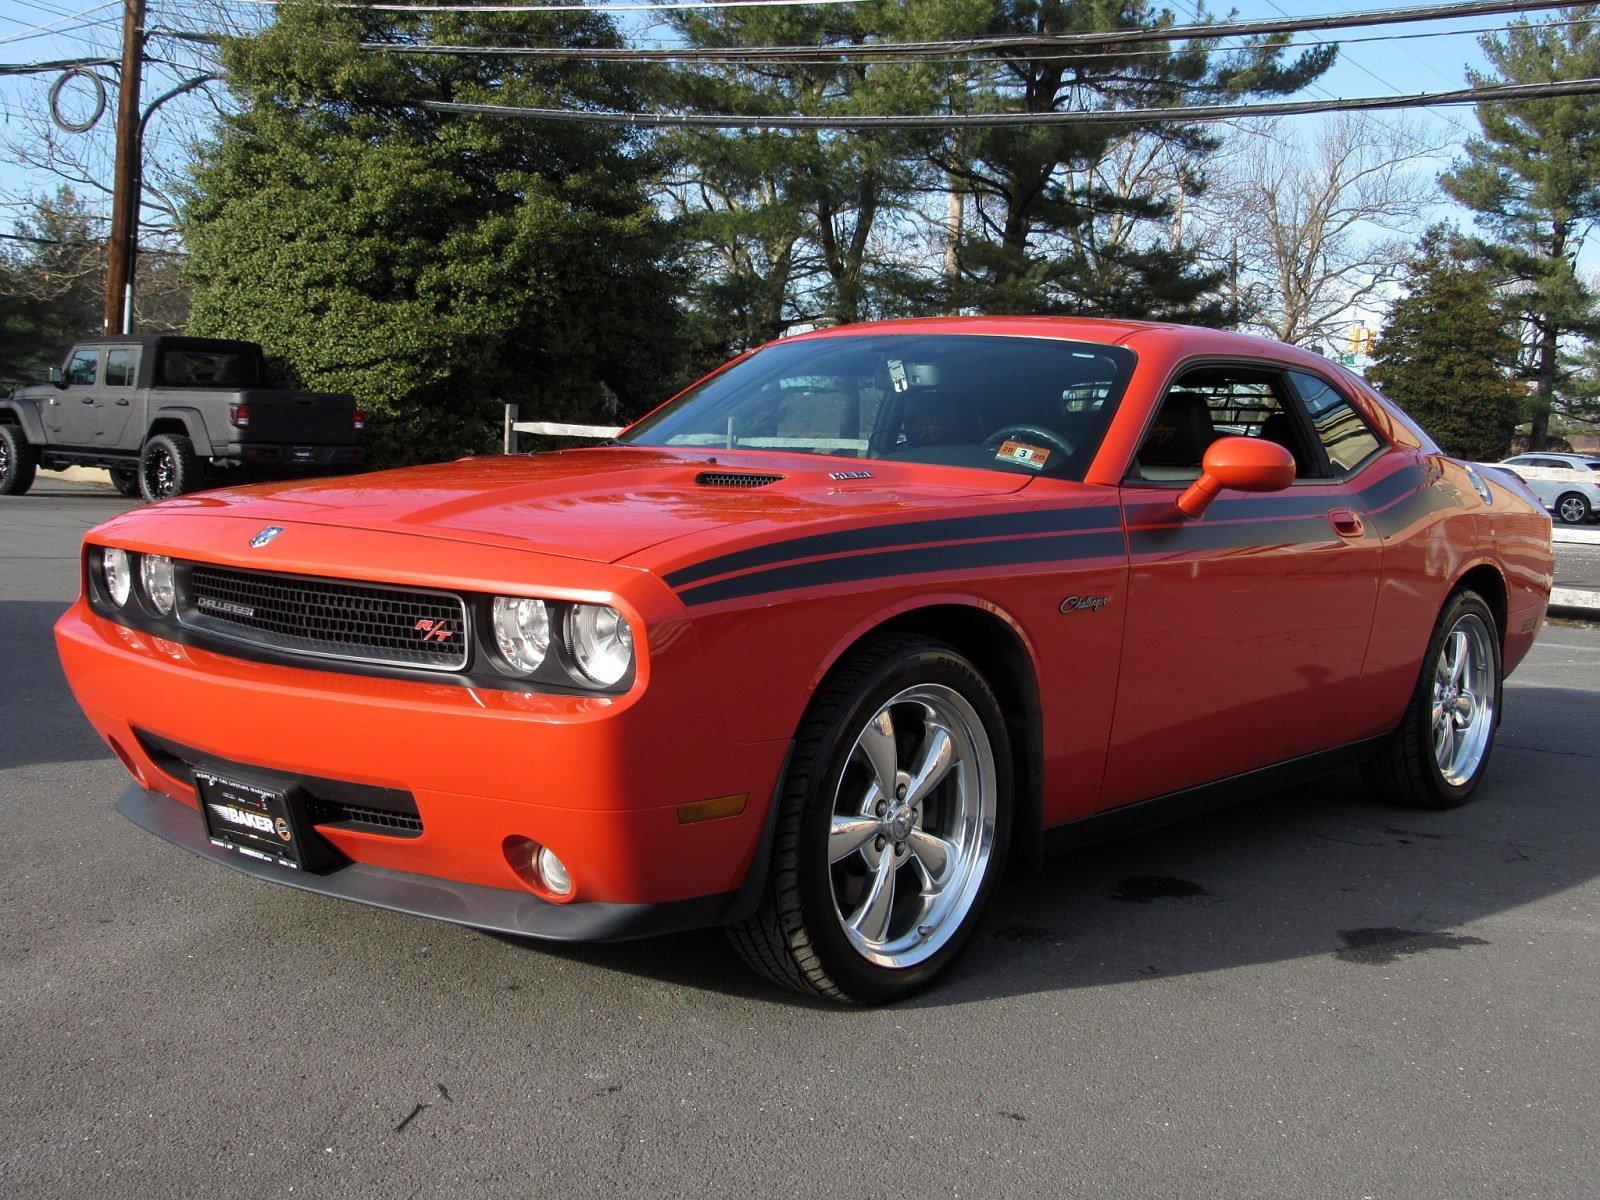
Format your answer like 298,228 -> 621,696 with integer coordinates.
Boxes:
1132,366 -> 1316,482
104,349 -> 137,388
1289,371 -> 1383,474
65,349 -> 99,386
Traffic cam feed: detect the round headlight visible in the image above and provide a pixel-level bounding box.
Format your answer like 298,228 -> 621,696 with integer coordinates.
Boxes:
141,554 -> 176,615
102,548 -> 132,607
491,596 -> 550,675
565,604 -> 633,687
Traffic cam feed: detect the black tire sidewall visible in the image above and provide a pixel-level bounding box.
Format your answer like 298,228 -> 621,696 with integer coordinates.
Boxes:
140,435 -> 197,503
0,425 -> 36,494
794,645 -> 1013,1003
111,467 -> 140,497
1417,591 -> 1502,806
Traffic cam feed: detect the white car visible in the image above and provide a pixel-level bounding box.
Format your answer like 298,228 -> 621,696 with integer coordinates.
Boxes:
1496,453 -> 1600,525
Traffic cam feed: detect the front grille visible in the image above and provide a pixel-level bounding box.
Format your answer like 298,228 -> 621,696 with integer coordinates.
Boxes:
181,564 -> 469,672
696,471 -> 783,488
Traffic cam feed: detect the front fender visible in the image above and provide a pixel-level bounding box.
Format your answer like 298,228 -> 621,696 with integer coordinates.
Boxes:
0,397 -> 48,444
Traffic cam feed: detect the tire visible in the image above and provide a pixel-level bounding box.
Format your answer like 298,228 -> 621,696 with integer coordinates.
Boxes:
1362,590 -> 1502,809
728,633 -> 1013,1004
1554,492 -> 1591,525
110,466 -> 141,498
0,423 -> 38,496
139,433 -> 202,502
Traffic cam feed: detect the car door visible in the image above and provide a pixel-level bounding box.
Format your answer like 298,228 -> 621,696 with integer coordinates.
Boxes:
56,347 -> 102,445
96,346 -> 140,446
1100,362 -> 1385,807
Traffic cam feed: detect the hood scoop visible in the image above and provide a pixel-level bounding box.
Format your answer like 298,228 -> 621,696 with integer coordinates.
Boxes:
695,470 -> 785,489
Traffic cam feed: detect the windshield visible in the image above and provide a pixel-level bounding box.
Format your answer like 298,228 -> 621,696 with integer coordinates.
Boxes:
622,334 -> 1136,479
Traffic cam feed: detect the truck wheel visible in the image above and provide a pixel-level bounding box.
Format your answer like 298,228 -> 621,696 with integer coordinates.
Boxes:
110,466 -> 141,497
0,424 -> 38,495
140,434 -> 201,502
727,633 -> 1012,1004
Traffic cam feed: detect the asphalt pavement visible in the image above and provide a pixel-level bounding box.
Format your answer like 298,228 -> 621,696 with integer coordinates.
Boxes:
3,480 -> 1598,1200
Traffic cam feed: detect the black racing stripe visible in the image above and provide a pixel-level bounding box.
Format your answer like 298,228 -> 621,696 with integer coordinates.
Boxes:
664,503 -> 1121,589
1368,483 -> 1456,538
1354,461 -> 1427,510
1128,515 -> 1338,555
678,530 -> 1126,607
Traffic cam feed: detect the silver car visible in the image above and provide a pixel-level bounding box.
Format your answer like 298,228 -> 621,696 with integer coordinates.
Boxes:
1497,453 -> 1600,524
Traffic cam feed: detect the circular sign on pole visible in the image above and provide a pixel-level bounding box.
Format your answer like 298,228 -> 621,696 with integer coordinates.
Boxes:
49,68 -> 108,134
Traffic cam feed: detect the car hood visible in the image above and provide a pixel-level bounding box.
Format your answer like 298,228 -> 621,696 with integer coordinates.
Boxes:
149,446 -> 1034,565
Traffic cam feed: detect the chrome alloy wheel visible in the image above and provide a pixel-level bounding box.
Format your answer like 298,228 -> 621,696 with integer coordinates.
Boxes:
1557,494 -> 1589,524
827,683 -> 997,969
1431,613 -> 1496,787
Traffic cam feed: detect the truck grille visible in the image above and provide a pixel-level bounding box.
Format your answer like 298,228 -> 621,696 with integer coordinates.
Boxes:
180,564 -> 469,672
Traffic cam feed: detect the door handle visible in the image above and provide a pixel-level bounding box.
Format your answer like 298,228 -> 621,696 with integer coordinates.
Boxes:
81,397 -> 96,404
115,399 -> 129,406
1329,508 -> 1365,538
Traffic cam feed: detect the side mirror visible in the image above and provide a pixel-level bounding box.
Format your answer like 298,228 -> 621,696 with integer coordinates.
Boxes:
47,366 -> 64,386
1177,436 -> 1296,518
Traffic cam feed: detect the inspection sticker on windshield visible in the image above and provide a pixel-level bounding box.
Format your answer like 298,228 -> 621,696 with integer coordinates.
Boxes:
997,440 -> 1050,470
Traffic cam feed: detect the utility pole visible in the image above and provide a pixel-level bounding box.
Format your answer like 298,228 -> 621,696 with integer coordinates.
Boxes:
103,0 -> 146,336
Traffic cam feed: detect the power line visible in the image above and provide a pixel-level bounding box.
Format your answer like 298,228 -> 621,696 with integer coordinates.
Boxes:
342,0 -> 1572,57
0,1 -> 119,47
417,75 -> 1600,129
0,55 -> 118,74
228,0 -> 868,12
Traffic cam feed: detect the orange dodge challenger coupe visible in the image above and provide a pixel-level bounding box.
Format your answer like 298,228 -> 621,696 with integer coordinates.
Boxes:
56,318 -> 1553,1003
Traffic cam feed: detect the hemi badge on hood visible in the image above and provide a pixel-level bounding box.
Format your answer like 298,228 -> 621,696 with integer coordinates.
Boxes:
250,525 -> 284,549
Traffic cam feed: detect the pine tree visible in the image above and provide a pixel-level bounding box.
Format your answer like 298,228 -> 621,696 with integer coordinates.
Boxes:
1368,229 -> 1524,463
182,1 -> 683,464
1441,10 -> 1600,448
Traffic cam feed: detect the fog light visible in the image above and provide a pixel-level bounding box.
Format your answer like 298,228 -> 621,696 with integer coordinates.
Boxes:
536,846 -> 572,896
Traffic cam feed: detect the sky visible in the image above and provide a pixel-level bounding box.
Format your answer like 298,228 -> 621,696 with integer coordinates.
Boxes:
0,1 -> 1538,251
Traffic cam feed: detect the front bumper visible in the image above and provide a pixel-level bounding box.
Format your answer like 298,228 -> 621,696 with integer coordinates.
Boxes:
57,555 -> 787,913
118,785 -> 736,940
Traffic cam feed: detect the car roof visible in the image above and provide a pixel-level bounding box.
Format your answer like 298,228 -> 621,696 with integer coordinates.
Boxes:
785,315 -> 1349,372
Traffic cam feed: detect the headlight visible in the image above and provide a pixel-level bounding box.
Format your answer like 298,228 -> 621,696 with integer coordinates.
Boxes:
102,548 -> 132,607
565,604 -> 633,687
141,554 -> 176,615
491,596 -> 550,674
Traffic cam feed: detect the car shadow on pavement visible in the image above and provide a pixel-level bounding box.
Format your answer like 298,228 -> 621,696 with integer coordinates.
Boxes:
521,681 -> 1600,1009
0,600 -> 109,771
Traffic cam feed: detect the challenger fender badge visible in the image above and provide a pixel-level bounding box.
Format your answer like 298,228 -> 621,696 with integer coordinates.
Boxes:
1060,595 -> 1109,614
251,525 -> 284,549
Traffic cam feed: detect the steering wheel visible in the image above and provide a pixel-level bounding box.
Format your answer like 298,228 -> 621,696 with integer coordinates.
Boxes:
983,424 -> 1076,462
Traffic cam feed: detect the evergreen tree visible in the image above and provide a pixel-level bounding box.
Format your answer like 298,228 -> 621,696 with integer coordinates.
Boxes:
1441,9 -> 1600,447
182,0 -> 683,464
1369,228 -> 1524,463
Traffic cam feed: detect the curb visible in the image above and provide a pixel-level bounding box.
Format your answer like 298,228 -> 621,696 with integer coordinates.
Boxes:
1552,526 -> 1600,546
48,466 -> 115,484
1550,585 -> 1600,617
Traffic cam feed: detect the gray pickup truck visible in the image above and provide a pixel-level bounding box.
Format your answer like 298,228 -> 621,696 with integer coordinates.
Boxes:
0,335 -> 367,501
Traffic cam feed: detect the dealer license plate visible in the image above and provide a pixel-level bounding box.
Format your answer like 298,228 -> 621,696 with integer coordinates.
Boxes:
195,770 -> 303,870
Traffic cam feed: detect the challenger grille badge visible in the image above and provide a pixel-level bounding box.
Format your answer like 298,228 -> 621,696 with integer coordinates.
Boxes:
250,526 -> 284,549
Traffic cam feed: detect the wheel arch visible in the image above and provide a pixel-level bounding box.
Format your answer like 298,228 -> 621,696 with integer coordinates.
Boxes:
0,399 -> 47,443
145,408 -> 213,457
806,597 -> 1047,878
1453,561 -> 1508,652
